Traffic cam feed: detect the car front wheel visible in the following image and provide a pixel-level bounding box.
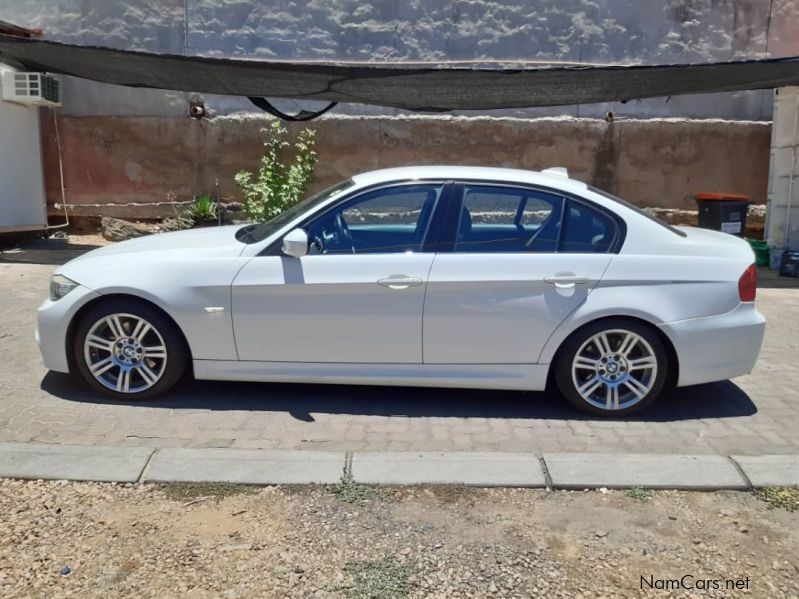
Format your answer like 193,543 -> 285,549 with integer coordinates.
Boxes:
72,299 -> 187,400
554,319 -> 668,417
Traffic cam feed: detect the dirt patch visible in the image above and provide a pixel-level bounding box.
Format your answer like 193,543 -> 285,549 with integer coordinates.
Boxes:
1,480 -> 798,597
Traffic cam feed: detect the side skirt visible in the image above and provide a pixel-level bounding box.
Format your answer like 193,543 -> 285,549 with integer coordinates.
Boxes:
193,360 -> 550,391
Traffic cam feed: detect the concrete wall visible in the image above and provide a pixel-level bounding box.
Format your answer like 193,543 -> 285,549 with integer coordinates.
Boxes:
40,115 -> 771,218
2,0 -> 799,119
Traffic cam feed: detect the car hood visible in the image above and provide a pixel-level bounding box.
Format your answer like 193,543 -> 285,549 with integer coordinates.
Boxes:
56,225 -> 249,288
68,225 -> 246,262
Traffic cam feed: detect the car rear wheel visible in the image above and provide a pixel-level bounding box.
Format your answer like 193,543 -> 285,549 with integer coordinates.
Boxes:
554,319 -> 668,417
73,299 -> 187,400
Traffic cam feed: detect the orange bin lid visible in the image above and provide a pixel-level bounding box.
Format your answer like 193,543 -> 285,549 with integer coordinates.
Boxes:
696,192 -> 751,201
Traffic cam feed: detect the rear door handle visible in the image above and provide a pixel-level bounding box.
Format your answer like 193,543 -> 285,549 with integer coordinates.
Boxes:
377,276 -> 423,289
544,274 -> 590,289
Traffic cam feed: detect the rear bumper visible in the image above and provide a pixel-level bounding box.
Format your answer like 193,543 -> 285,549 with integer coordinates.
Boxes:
659,302 -> 766,387
36,285 -> 101,373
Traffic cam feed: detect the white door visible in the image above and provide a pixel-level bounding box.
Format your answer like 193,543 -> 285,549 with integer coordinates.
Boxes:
232,183 -> 444,363
423,184 -> 618,364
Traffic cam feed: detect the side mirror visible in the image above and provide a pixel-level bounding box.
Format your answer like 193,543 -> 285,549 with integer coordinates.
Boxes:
282,228 -> 308,258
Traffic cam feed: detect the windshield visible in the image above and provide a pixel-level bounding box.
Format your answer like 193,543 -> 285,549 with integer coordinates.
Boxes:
236,178 -> 356,244
587,186 -> 687,238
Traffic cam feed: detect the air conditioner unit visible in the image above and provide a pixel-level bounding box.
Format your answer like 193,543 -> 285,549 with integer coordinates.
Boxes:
1,71 -> 60,106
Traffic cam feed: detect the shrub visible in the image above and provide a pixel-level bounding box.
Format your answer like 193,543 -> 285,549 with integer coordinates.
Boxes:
625,485 -> 652,502
189,194 -> 218,223
234,121 -> 317,222
756,487 -> 799,512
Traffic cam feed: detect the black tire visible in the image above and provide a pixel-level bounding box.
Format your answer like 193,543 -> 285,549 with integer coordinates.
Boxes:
72,298 -> 188,400
554,318 -> 668,417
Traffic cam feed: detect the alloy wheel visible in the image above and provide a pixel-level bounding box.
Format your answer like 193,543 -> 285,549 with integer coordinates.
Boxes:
570,329 -> 658,411
83,313 -> 168,393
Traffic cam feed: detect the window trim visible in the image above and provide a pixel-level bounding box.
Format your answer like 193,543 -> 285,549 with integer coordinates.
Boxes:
437,180 -> 626,255
261,179 -> 453,256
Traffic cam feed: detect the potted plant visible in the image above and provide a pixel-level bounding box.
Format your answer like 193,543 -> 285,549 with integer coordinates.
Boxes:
188,194 -> 218,228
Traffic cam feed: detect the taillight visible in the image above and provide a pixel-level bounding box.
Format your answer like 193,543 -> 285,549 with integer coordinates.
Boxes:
738,263 -> 757,302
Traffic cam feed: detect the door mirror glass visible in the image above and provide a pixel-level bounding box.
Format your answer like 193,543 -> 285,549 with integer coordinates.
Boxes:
282,228 -> 309,257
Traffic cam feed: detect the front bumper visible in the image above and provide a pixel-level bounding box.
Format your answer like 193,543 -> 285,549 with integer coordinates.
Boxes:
659,302 -> 766,387
36,284 -> 101,373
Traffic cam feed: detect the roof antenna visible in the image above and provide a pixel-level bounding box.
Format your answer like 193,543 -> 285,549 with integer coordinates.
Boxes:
541,167 -> 570,178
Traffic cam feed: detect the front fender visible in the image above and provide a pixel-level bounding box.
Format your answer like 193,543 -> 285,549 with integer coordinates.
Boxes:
59,254 -> 248,361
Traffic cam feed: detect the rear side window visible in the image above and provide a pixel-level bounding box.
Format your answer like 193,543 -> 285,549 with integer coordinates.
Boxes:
454,185 -> 564,253
560,201 -> 616,253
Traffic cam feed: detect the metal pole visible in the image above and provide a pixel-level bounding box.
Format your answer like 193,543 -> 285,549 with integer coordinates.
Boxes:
215,177 -> 222,226
784,94 -> 799,251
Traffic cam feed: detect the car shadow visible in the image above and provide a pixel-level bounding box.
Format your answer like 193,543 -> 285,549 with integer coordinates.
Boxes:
41,372 -> 757,423
0,238 -> 101,266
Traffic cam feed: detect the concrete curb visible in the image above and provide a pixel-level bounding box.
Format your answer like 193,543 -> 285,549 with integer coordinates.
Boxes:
730,455 -> 799,488
542,452 -> 749,490
351,451 -> 546,487
146,448 -> 347,485
0,442 -> 154,483
0,443 -> 797,489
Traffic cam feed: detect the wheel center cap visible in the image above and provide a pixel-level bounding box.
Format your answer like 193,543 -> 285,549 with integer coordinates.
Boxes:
115,339 -> 142,363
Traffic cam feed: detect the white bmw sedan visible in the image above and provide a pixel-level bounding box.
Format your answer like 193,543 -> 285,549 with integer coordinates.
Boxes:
37,166 -> 765,416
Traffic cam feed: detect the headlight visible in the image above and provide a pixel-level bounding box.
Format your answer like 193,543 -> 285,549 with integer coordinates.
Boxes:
50,275 -> 78,301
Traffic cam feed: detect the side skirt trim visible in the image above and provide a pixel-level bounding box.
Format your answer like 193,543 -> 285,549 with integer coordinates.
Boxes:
193,360 -> 549,391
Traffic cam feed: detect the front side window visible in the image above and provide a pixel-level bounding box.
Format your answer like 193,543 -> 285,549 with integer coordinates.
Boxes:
306,183 -> 443,254
238,178 -> 355,244
454,185 -> 564,253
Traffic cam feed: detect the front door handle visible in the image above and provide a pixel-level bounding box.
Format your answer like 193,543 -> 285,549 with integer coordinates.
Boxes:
377,275 -> 423,289
544,274 -> 590,289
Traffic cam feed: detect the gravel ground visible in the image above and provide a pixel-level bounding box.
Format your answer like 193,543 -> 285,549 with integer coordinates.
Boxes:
1,480 -> 798,598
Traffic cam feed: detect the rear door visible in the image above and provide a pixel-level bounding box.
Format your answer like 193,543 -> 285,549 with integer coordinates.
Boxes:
423,183 -> 618,364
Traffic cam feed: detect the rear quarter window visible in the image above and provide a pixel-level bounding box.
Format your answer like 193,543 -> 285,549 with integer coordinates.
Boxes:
559,201 -> 616,253
588,186 -> 687,238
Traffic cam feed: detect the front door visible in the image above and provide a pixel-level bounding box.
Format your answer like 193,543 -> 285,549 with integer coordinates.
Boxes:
423,183 -> 617,364
232,182 -> 445,363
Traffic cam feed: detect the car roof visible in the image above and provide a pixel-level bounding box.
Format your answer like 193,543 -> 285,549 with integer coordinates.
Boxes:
350,166 -> 589,193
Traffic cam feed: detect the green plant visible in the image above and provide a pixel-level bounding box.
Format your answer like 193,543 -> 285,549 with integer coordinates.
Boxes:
756,487 -> 799,512
338,556 -> 416,598
234,121 -> 317,222
625,486 -> 651,502
189,194 -> 218,223
328,475 -> 387,504
156,482 -> 257,503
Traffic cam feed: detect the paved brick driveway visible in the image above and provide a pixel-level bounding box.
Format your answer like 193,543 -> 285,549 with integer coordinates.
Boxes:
1,239 -> 797,455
